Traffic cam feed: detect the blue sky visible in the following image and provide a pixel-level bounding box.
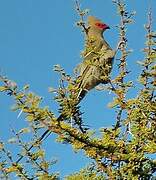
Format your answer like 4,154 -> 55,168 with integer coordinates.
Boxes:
0,0 -> 156,178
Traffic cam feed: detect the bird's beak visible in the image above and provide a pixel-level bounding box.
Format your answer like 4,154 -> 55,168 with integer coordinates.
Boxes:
105,25 -> 110,30
102,23 -> 110,30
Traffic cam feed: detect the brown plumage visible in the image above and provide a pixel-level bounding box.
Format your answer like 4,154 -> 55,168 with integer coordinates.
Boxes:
76,16 -> 115,100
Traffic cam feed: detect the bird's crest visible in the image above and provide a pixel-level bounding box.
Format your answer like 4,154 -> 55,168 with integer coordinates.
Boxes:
88,16 -> 110,30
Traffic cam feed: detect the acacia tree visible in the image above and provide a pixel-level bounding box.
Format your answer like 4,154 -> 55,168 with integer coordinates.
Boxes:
0,1 -> 156,179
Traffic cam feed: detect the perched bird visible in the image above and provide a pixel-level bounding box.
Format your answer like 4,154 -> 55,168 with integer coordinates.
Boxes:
76,16 -> 115,100
15,16 -> 115,163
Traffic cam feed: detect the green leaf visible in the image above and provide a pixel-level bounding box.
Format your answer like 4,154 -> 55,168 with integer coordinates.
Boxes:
23,84 -> 29,90
0,86 -> 9,92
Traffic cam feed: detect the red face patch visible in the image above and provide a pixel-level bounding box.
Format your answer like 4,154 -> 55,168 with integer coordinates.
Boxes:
95,23 -> 110,30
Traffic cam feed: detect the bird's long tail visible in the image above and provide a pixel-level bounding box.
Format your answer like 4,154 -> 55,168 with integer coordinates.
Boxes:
15,92 -> 86,164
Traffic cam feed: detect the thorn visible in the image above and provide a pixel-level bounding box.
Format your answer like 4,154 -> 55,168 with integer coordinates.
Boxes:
70,117 -> 73,128
17,109 -> 23,119
115,40 -> 125,53
127,122 -> 134,137
83,50 -> 94,58
77,88 -> 82,99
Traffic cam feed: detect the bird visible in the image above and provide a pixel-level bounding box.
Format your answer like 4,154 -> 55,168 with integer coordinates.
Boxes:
15,16 -> 115,164
75,16 -> 115,100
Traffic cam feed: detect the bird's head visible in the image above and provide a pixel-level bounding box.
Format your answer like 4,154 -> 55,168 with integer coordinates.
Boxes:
88,16 -> 110,34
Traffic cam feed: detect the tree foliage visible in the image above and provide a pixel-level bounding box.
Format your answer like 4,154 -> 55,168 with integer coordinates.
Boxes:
0,0 -> 156,179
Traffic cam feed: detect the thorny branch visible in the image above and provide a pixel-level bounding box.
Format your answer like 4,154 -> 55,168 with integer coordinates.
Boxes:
75,0 -> 89,34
